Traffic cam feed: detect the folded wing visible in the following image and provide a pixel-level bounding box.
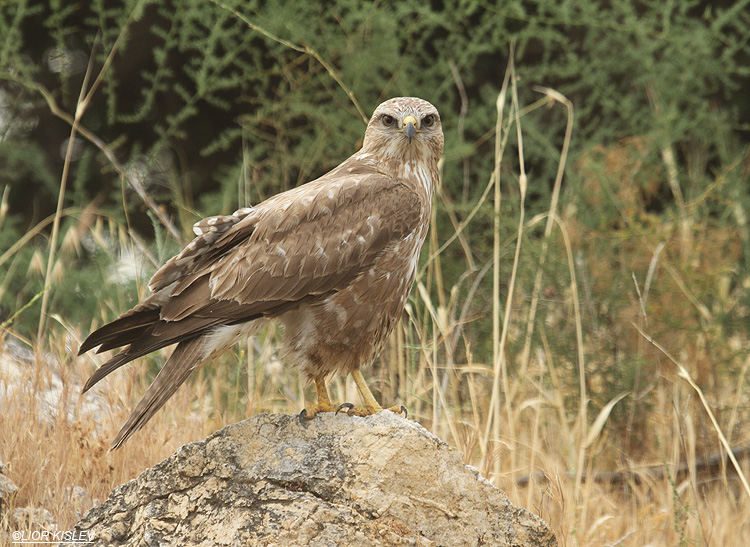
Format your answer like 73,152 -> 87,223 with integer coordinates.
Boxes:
79,172 -> 422,392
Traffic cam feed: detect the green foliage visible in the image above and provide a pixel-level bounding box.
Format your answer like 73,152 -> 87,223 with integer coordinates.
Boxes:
0,0 -> 748,443
2,0 -> 747,219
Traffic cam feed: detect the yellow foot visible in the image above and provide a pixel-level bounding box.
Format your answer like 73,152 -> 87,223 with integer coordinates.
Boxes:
299,400 -> 338,421
299,377 -> 337,424
335,369 -> 409,418
335,402 -> 408,418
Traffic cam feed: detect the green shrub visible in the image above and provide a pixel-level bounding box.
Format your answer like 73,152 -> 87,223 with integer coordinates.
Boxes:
1,1 -> 748,425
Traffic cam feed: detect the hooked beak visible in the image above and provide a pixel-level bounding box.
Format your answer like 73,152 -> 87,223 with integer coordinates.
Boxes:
402,115 -> 418,144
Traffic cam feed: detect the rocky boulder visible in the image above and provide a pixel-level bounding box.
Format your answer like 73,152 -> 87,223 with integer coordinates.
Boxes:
63,412 -> 556,546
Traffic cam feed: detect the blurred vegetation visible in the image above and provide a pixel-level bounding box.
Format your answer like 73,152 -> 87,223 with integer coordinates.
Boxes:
1,0 -> 749,451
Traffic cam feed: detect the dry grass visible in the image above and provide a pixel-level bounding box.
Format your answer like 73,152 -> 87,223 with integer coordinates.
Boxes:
3,318 -> 750,546
3,274 -> 749,546
2,54 -> 750,547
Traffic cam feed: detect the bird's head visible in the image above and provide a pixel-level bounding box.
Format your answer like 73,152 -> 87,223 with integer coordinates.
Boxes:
362,97 -> 444,165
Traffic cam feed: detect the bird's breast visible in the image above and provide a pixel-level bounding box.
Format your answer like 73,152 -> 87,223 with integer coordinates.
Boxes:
280,225 -> 427,379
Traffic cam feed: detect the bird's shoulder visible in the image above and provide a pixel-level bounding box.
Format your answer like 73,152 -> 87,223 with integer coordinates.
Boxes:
252,162 -> 423,238
148,161 -> 424,295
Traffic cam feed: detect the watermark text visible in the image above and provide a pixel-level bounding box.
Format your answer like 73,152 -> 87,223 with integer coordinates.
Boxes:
12,529 -> 92,544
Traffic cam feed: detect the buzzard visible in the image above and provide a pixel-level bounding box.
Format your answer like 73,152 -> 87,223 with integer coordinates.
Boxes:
79,97 -> 444,449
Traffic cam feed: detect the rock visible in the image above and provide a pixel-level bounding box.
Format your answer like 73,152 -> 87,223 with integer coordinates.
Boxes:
0,338 -> 108,426
0,457 -> 17,536
0,459 -> 18,517
65,485 -> 94,520
63,412 -> 557,547
12,507 -> 56,531
0,475 -> 19,509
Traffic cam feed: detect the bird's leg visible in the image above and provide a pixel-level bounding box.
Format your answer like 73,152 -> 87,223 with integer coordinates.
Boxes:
299,377 -> 337,421
351,369 -> 382,413
336,369 -> 407,418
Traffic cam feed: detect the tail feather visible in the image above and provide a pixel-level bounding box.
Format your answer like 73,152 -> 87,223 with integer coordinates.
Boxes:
96,324 -> 153,352
81,319 -> 213,393
81,309 -> 235,393
82,352 -> 136,393
78,308 -> 161,355
109,338 -> 205,450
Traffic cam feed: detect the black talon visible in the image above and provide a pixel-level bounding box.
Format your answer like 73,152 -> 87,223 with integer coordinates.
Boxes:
299,408 -> 309,426
336,402 -> 354,415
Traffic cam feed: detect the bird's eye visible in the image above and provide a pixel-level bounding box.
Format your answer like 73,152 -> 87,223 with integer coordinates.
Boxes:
382,114 -> 395,126
422,115 -> 435,127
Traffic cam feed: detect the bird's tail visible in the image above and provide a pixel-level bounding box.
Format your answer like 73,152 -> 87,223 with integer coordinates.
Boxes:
78,307 -> 161,355
109,337 -> 206,450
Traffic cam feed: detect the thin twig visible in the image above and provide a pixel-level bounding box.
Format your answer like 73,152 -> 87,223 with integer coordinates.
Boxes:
36,34 -> 100,345
518,87 -> 573,382
211,0 -> 367,123
8,80 -> 184,245
447,57 -> 471,204
517,442 -> 750,488
633,323 -> 750,501
495,46 -> 528,479
479,51 -> 513,471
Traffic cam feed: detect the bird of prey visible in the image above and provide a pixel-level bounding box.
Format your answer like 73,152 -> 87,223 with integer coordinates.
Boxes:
79,97 -> 444,449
